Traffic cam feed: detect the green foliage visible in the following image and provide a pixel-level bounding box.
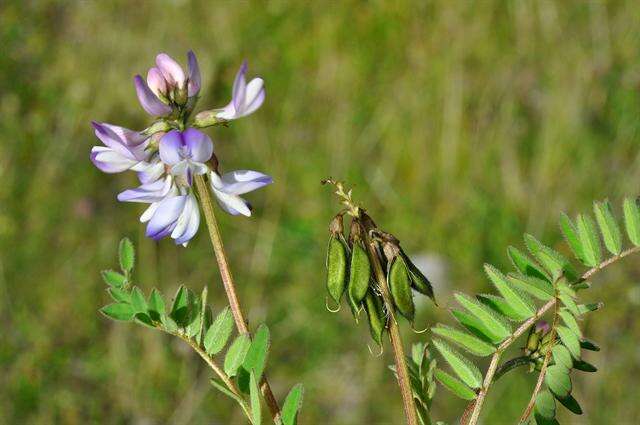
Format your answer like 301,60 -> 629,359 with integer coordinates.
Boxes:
454,293 -> 511,341
101,270 -> 127,288
432,338 -> 482,389
204,307 -> 234,355
249,372 -> 262,425
431,325 -> 495,357
576,214 -> 601,267
594,201 -> 622,255
282,384 -> 304,425
224,335 -> 252,377
545,365 -> 572,398
118,237 -> 135,274
434,369 -> 476,401
623,197 -> 640,246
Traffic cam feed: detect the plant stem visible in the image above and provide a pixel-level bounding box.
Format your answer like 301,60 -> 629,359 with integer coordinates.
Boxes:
194,175 -> 282,424
361,223 -> 418,425
464,244 -> 640,425
518,294 -> 560,423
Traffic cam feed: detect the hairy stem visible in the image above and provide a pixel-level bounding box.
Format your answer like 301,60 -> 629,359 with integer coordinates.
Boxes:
194,175 -> 282,424
465,245 -> 640,425
361,224 -> 419,425
519,294 -> 560,423
178,334 -> 253,421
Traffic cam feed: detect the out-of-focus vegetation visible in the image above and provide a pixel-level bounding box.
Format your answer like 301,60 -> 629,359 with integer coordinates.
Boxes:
2,1 -> 640,423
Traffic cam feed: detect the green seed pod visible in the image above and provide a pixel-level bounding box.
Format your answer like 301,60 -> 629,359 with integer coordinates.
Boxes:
401,251 -> 436,305
348,221 -> 372,306
364,291 -> 386,346
388,253 -> 415,321
326,216 -> 348,304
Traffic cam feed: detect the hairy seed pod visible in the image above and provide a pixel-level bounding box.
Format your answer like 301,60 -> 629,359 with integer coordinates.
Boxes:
326,216 -> 348,303
348,243 -> 371,306
388,254 -> 415,321
401,251 -> 437,305
364,291 -> 386,346
348,220 -> 372,306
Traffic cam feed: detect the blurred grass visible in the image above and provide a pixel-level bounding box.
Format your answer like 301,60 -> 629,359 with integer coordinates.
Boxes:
2,0 -> 640,423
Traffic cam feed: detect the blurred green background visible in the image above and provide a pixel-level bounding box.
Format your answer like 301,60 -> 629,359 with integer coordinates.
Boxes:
2,0 -> 640,423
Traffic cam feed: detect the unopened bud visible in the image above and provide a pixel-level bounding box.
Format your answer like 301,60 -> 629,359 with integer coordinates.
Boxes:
143,120 -> 171,136
329,214 -> 344,236
194,110 -> 224,128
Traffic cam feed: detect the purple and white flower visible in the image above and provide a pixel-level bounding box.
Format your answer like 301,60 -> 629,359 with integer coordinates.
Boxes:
159,128 -> 213,185
209,170 -> 273,217
134,51 -> 201,116
90,122 -> 149,173
144,192 -> 200,245
215,62 -> 265,121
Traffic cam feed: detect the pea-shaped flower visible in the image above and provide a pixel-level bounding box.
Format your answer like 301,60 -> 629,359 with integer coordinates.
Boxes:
159,128 -> 213,185
134,51 -> 201,117
215,62 -> 265,121
209,170 -> 273,216
144,193 -> 200,245
90,122 -> 149,173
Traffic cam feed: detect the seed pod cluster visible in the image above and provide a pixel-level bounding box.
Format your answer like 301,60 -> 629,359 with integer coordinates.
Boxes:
324,210 -> 436,348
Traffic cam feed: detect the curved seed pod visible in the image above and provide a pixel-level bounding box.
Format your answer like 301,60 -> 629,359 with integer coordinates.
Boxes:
326,216 -> 348,304
401,250 -> 436,305
388,254 -> 415,321
348,220 -> 372,306
364,291 -> 386,346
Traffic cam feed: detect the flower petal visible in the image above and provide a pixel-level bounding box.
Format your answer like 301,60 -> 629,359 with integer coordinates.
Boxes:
147,67 -> 167,98
146,195 -> 187,240
156,53 -> 186,87
159,130 -> 184,165
134,75 -> 172,116
216,170 -> 273,195
137,159 -> 166,184
172,193 -> 200,244
212,188 -> 252,217
182,128 -> 213,163
187,50 -> 201,97
90,146 -> 138,173
117,176 -> 173,203
232,61 -> 248,113
242,78 -> 265,116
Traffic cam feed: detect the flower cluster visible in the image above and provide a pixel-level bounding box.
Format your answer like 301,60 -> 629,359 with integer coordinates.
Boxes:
91,51 -> 271,246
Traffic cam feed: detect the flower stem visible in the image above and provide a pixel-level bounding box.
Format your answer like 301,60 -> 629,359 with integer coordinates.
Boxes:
464,245 -> 640,425
361,221 -> 419,425
194,174 -> 282,424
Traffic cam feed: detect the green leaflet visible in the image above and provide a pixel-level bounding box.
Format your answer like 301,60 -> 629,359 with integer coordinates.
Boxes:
210,378 -> 245,405
559,294 -> 580,317
451,309 -> 503,344
507,273 -> 554,301
507,246 -> 550,282
580,339 -> 600,352
249,372 -> 261,425
484,264 -> 535,320
476,294 -> 524,322
242,324 -> 271,381
623,197 -> 640,246
434,368 -> 476,400
118,237 -> 135,273
557,394 -> 583,415
559,309 -> 581,338
431,325 -> 495,357
535,389 -> 556,420
102,269 -> 127,288
573,359 -> 597,373
577,214 -> 601,267
559,213 -> 585,264
130,286 -> 148,313
454,293 -> 511,342
524,234 -> 576,280
594,200 -> 622,255
204,307 -> 234,355
224,334 -> 252,377
282,384 -> 304,425
432,338 -> 483,389
545,364 -> 572,398
170,285 -> 190,327
100,302 -> 135,321
551,345 -> 573,369
556,326 -> 581,360
148,288 -> 166,321
108,287 -> 130,304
